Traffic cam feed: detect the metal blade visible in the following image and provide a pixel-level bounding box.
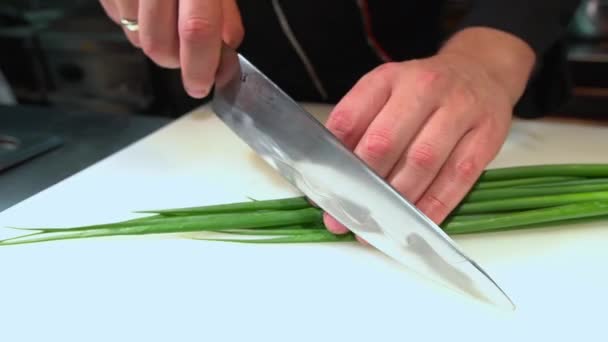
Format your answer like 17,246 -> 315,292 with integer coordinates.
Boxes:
212,47 -> 514,309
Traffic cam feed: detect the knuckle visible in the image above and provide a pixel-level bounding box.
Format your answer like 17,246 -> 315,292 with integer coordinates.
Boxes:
375,62 -> 400,74
407,143 -> 438,170
369,62 -> 400,82
450,86 -> 478,110
180,17 -> 218,42
414,67 -> 443,93
477,131 -> 504,161
420,193 -> 450,215
326,109 -> 356,143
362,130 -> 394,161
452,158 -> 481,183
484,110 -> 510,133
478,115 -> 498,137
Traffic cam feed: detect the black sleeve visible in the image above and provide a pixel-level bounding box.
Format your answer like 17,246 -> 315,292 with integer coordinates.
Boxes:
455,0 -> 582,118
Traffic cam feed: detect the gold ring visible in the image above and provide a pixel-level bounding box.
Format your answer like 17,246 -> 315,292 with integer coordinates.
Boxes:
120,18 -> 139,32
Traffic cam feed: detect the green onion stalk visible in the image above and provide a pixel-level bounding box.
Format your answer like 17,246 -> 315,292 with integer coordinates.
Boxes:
2,163 -> 608,246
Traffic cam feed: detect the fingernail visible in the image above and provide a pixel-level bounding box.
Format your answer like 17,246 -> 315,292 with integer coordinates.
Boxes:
323,213 -> 350,235
187,86 -> 209,99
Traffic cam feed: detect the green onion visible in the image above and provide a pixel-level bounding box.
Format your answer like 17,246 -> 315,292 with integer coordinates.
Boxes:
464,181 -> 608,202
196,230 -> 356,244
471,176 -> 582,190
478,164 -> 608,182
136,197 -> 310,216
214,227 -> 326,236
443,201 -> 608,235
453,191 -> 608,215
14,207 -> 321,233
3,163 -> 608,247
443,213 -> 507,222
519,178 -> 608,188
0,208 -> 323,246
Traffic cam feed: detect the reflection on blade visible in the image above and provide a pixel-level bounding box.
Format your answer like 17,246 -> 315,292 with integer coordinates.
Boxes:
211,46 -> 514,309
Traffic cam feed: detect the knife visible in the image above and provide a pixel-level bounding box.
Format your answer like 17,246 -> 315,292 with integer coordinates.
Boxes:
211,46 -> 514,309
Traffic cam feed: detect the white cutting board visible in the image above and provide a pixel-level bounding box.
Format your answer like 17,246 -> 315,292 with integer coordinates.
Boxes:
1,103 -> 608,342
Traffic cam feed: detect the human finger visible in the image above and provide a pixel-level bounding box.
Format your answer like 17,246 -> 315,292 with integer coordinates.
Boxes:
114,0 -> 141,47
351,73 -> 446,178
387,101 -> 473,204
139,0 -> 179,68
415,127 -> 503,224
324,64 -> 394,149
99,0 -> 120,22
178,0 -> 223,98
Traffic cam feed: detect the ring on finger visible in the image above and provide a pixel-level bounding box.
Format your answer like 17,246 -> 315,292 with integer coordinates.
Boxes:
120,18 -> 139,32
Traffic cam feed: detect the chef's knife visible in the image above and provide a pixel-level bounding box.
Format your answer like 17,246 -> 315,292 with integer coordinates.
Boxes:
211,46 -> 514,308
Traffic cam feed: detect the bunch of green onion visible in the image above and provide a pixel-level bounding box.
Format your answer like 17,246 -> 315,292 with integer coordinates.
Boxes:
2,163 -> 608,247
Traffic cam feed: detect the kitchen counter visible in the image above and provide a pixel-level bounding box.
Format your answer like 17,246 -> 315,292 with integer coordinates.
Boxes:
0,104 -> 171,212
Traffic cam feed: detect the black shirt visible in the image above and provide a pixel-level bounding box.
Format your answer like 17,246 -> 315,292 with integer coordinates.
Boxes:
235,0 -> 581,117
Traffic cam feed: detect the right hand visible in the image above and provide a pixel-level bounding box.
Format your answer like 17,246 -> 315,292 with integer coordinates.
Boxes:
99,0 -> 244,98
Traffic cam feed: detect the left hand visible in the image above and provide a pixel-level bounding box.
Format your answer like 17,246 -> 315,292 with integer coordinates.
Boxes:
323,28 -> 536,242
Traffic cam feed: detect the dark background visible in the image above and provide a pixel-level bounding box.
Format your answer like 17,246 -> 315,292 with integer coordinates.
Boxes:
0,0 -> 203,117
0,0 -> 607,119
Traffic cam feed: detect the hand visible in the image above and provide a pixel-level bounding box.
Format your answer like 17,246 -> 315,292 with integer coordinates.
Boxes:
323,28 -> 536,242
99,0 -> 244,98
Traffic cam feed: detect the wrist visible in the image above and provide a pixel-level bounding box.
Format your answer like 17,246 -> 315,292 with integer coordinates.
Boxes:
439,27 -> 536,105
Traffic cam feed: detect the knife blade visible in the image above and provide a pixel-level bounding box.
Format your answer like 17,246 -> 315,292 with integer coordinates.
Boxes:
211,46 -> 514,309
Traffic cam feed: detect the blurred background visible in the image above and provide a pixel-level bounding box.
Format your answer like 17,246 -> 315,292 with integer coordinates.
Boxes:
0,0 -> 607,118
0,0 -> 607,211
0,0 -> 201,117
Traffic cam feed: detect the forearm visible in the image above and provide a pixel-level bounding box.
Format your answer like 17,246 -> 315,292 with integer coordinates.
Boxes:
439,27 -> 536,106
456,0 -> 582,56
447,0 -> 581,118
